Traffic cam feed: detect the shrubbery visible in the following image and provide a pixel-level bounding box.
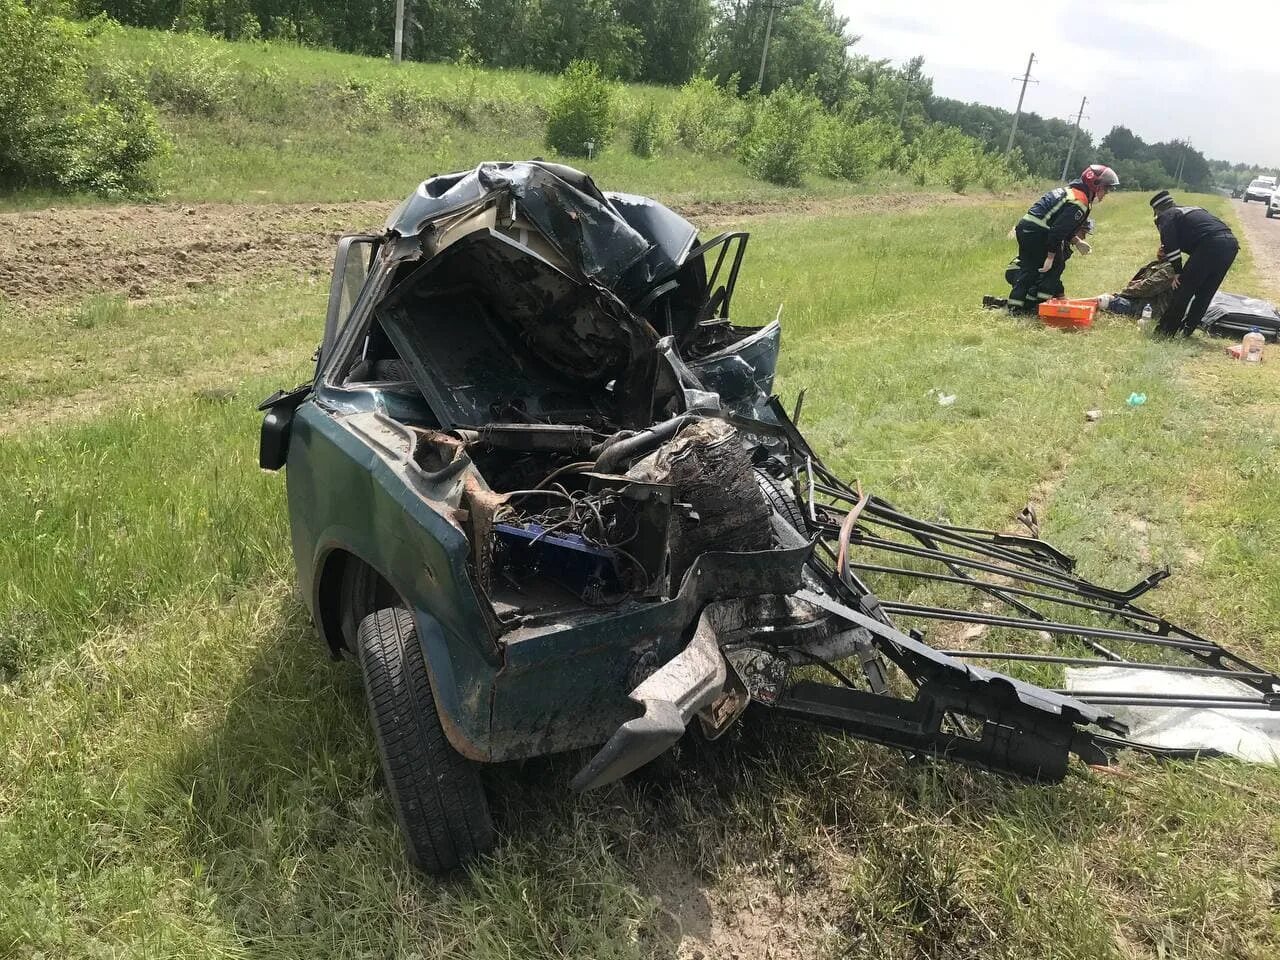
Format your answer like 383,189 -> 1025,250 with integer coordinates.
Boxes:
737,83 -> 818,187
0,5 -> 166,198
141,33 -> 235,115
544,60 -> 618,157
658,71 -> 1011,190
629,100 -> 668,159
812,114 -> 901,183
670,76 -> 750,154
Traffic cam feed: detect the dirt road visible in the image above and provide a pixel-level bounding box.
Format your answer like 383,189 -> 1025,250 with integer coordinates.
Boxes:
0,191 -> 1002,308
1234,196 -> 1280,295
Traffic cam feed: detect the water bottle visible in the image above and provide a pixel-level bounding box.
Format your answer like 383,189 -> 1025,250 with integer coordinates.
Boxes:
1140,303 -> 1152,327
1243,327 -> 1265,363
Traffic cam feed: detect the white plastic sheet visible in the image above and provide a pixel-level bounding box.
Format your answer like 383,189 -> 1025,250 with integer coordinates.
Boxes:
1065,666 -> 1280,764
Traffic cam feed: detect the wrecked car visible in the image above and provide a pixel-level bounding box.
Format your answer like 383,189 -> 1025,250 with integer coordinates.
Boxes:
260,162 -> 1280,873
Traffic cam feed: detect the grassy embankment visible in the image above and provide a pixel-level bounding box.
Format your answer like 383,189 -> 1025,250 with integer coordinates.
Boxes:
0,25 -> 933,212
2,187 -> 1278,959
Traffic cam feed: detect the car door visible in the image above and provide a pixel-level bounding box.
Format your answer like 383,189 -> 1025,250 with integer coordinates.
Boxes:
320,234 -> 381,371
260,234 -> 380,471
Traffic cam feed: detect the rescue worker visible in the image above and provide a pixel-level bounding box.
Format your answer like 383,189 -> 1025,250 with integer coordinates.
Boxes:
1007,164 -> 1119,313
1149,190 -> 1239,337
1007,218 -> 1094,301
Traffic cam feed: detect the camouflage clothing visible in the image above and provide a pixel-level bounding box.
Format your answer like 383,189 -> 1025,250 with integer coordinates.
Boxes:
1114,259 -> 1176,318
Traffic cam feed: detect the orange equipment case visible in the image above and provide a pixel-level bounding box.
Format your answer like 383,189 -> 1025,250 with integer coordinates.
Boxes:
1038,298 -> 1097,329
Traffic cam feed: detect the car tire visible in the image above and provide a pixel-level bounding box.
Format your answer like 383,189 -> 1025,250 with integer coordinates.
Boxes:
756,468 -> 809,534
357,606 -> 495,873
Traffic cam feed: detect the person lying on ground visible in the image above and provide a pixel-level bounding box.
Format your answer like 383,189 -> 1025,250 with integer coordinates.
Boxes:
1006,165 -> 1118,314
1149,190 -> 1238,338
1095,253 -> 1177,318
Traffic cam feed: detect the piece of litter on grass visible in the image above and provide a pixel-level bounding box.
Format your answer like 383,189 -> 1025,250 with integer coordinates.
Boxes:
1086,409 -> 1102,422
937,394 -> 957,407
1125,392 -> 1147,406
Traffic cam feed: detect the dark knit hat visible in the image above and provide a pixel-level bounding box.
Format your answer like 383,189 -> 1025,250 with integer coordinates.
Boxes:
1150,190 -> 1176,212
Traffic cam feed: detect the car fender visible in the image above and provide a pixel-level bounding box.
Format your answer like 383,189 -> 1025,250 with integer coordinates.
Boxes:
308,533 -> 497,763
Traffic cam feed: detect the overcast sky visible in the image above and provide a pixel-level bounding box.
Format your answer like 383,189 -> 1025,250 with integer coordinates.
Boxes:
835,0 -> 1280,167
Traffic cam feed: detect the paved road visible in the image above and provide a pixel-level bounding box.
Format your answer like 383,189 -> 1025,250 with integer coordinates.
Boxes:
1233,196 -> 1280,296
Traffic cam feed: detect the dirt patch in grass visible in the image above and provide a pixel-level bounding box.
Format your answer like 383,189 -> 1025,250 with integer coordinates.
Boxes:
0,200 -> 390,306
646,856 -> 842,960
0,192 -> 1014,308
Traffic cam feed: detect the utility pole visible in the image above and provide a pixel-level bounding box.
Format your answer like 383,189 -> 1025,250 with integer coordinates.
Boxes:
757,0 -> 794,89
1005,52 -> 1037,155
1060,96 -> 1088,181
1175,140 -> 1191,189
393,0 -> 405,65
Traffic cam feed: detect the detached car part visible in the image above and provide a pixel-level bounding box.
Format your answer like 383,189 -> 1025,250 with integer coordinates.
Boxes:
261,162 -> 1280,873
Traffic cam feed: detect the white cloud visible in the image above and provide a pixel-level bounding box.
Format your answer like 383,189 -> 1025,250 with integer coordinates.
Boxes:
839,0 -> 1280,166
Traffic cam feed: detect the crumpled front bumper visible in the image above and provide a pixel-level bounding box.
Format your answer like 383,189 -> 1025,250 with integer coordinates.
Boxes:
572,588 -> 1125,791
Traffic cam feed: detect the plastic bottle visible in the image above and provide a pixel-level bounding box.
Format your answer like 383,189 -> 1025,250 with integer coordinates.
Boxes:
1141,303 -> 1153,323
1243,327 -> 1265,363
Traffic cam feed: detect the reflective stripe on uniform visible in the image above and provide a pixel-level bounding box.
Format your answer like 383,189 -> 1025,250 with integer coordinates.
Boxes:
1021,189 -> 1087,229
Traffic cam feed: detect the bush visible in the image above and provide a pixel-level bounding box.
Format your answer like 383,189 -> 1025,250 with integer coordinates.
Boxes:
939,146 -> 977,193
909,157 -> 934,186
340,74 -> 444,131
979,151 -> 1016,191
738,83 -> 819,187
0,5 -> 166,198
671,75 -> 748,154
629,100 -> 667,158
142,34 -> 235,116
812,114 -> 900,182
544,60 -> 618,157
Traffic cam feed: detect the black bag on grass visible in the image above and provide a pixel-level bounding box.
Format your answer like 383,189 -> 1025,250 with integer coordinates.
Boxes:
1200,292 -> 1280,341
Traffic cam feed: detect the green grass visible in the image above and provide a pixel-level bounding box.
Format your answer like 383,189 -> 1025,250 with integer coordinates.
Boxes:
0,24 -> 947,209
3,191 -> 1279,959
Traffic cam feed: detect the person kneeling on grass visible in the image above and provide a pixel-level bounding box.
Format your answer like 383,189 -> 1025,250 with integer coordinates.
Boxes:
1006,164 -> 1118,313
1095,254 -> 1177,319
1005,219 -> 1094,301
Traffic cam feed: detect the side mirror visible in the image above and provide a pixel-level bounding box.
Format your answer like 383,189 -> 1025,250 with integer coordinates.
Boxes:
258,383 -> 312,471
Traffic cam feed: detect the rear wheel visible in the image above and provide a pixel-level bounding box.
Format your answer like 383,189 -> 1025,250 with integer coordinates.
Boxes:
357,606 -> 495,872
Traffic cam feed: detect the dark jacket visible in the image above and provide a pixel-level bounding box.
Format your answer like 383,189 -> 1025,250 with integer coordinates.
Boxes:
1021,182 -> 1091,253
1155,206 -> 1235,273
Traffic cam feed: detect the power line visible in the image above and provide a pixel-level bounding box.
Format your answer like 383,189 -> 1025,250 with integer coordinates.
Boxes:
1005,53 -> 1038,156
1060,96 -> 1089,181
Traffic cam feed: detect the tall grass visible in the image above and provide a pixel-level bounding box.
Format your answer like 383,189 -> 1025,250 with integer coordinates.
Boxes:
2,193 -> 1278,959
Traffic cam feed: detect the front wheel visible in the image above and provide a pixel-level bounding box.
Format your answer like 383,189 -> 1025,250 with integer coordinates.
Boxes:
357,606 -> 495,872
